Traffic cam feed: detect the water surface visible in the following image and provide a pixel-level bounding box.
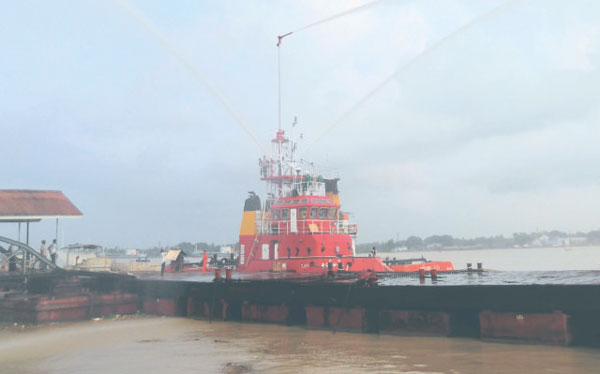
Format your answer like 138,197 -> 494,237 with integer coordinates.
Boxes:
1,317 -> 598,374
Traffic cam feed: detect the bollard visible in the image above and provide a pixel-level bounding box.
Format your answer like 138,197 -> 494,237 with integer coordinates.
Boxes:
431,269 -> 438,281
214,269 -> 222,280
477,263 -> 483,272
368,271 -> 378,287
225,268 -> 233,280
418,268 -> 426,279
467,263 -> 472,271
357,270 -> 369,282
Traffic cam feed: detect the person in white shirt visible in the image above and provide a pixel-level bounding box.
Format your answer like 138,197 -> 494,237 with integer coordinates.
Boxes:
161,251 -> 167,276
48,239 -> 58,265
40,240 -> 48,270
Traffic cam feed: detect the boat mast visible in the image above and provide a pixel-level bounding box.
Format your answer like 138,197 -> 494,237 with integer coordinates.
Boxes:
259,32 -> 297,208
277,32 -> 293,131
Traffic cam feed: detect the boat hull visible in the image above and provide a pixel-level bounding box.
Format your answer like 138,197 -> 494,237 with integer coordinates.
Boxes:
388,261 -> 455,272
238,255 -> 392,273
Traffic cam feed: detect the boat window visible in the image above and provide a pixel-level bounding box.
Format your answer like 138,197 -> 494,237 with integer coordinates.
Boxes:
307,247 -> 311,255
272,209 -> 280,220
318,208 -> 328,219
282,209 -> 289,220
293,199 -> 300,204
287,248 -> 291,258
309,207 -> 318,219
321,246 -> 325,253
327,208 -> 337,219
295,247 -> 299,256
301,198 -> 308,204
299,207 -> 308,219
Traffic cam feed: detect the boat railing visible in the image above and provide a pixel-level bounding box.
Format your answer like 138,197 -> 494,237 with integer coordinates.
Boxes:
259,219 -> 357,236
0,235 -> 60,274
291,181 -> 326,196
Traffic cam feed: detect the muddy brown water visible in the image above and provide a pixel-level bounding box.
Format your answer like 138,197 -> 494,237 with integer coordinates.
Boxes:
1,317 -> 599,374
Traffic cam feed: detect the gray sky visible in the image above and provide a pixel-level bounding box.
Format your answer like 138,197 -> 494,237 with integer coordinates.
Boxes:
1,0 -> 599,248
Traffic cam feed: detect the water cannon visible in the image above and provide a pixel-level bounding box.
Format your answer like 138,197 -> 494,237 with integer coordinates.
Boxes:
277,32 -> 293,46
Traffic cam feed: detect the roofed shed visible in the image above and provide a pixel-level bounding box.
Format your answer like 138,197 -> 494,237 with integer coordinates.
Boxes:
0,190 -> 83,260
0,190 -> 82,222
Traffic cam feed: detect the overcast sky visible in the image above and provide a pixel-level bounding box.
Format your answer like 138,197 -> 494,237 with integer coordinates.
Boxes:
1,0 -> 599,248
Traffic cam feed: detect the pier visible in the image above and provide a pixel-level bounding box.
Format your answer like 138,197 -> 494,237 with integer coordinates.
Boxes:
1,270 -> 599,347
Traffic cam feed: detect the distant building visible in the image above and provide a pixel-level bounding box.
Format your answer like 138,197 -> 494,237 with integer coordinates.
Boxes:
532,235 -> 550,247
569,237 -> 588,246
220,246 -> 234,254
125,248 -> 139,256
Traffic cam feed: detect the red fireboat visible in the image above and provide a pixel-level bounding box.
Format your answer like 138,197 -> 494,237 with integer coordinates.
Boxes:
236,129 -> 454,274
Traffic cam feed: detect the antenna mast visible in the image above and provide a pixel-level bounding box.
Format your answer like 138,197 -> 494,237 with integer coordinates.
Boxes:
277,32 -> 293,131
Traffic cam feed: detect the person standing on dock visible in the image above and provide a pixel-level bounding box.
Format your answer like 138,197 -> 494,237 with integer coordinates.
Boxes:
370,246 -> 377,257
40,240 -> 48,270
48,239 -> 58,265
202,251 -> 208,274
161,251 -> 167,276
8,246 -> 17,272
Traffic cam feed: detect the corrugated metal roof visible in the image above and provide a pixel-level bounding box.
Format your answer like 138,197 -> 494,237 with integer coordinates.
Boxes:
0,190 -> 83,221
165,249 -> 185,261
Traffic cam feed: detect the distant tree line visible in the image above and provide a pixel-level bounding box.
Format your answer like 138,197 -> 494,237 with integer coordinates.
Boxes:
139,242 -> 238,256
357,229 -> 600,253
105,229 -> 600,255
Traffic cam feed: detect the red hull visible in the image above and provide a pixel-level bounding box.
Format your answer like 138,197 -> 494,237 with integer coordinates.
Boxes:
239,255 -> 392,273
238,230 -> 396,273
388,261 -> 454,272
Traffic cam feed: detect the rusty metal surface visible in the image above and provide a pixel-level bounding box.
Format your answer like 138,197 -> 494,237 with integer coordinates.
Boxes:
0,189 -> 82,219
3,271 -> 600,346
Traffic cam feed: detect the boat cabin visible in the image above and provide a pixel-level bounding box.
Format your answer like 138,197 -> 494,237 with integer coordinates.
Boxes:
268,196 -> 342,235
